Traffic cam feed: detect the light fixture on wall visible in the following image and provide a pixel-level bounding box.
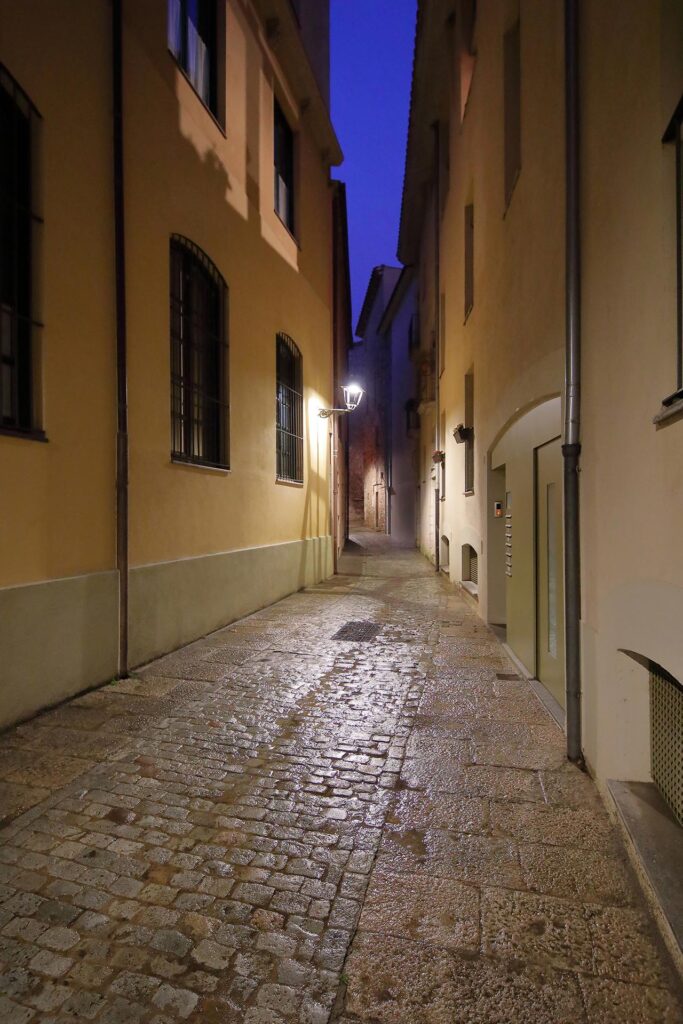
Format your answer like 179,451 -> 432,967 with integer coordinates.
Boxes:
318,383 -> 365,418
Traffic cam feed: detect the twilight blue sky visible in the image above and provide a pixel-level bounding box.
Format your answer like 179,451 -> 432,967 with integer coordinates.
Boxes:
330,0 -> 417,334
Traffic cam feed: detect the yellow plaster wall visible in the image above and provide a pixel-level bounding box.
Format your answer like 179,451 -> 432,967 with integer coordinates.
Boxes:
122,1 -> 333,569
0,1 -> 116,586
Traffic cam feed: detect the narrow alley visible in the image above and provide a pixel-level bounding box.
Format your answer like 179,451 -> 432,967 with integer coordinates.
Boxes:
0,536 -> 680,1023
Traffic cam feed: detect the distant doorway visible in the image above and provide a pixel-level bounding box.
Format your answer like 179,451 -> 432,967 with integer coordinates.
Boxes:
535,437 -> 565,707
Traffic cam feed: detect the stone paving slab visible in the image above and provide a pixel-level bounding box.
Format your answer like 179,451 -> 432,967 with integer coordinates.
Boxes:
0,532 -> 681,1023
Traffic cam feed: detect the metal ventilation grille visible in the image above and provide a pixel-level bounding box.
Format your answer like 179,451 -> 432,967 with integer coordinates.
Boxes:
470,550 -> 478,586
332,621 -> 381,642
650,670 -> 683,826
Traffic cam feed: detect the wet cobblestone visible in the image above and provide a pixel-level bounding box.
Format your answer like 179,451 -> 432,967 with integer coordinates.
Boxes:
0,533 -> 681,1022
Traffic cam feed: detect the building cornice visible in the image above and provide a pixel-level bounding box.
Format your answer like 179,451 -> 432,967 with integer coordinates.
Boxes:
378,265 -> 415,336
253,0 -> 343,166
398,0 -> 454,264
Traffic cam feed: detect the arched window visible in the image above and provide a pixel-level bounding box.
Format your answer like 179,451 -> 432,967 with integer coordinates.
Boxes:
170,235 -> 228,468
0,66 -> 42,436
462,543 -> 479,591
276,333 -> 303,482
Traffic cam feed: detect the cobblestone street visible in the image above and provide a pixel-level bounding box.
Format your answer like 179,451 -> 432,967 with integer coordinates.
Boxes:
0,535 -> 681,1023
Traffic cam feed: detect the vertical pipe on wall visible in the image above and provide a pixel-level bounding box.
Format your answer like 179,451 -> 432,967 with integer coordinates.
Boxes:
563,0 -> 583,764
432,121 -> 441,572
112,0 -> 129,676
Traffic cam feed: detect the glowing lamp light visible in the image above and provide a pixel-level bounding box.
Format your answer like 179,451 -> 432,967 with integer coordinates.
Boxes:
341,383 -> 364,411
319,383 -> 365,418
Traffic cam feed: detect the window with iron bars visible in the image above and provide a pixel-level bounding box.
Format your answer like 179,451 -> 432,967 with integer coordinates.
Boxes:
0,65 -> 43,438
170,235 -> 228,469
276,332 -> 303,483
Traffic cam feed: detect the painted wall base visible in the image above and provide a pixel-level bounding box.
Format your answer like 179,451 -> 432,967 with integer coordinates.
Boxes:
0,571 -> 119,730
129,535 -> 334,668
0,536 -> 333,731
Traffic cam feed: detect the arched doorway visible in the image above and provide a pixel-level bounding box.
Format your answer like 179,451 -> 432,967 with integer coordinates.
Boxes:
488,396 -> 565,709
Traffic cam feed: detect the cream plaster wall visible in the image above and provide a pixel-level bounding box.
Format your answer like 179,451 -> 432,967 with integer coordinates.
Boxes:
417,0 -> 565,625
580,0 -> 683,780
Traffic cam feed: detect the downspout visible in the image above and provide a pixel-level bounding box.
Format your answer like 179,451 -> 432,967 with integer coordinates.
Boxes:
432,122 -> 441,572
563,0 -> 583,764
113,0 -> 129,676
386,323 -> 393,537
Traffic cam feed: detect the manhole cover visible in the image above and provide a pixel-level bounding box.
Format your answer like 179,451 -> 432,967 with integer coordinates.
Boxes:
332,620 -> 382,642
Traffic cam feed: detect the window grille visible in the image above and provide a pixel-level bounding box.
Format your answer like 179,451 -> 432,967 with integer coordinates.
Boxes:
463,544 -> 478,587
504,19 -> 521,206
168,0 -> 218,115
464,204 -> 474,319
650,669 -> 682,826
276,332 -> 303,482
0,65 -> 42,436
274,100 -> 295,232
170,235 -> 228,468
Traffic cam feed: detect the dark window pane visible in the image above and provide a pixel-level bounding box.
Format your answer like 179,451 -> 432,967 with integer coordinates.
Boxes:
170,235 -> 228,468
464,203 -> 474,318
274,101 -> 295,231
464,371 -> 474,494
0,66 -> 39,434
276,333 -> 303,482
504,19 -> 521,205
168,0 -> 218,115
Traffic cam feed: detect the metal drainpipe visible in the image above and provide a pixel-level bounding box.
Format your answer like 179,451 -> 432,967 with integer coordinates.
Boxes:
386,323 -> 393,538
563,0 -> 583,765
113,0 -> 129,677
433,121 -> 441,572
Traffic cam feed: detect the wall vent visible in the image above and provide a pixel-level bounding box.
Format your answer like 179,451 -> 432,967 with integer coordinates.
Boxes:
650,670 -> 683,826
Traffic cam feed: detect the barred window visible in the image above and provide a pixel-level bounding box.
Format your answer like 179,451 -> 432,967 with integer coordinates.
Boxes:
170,235 -> 228,468
0,66 -> 42,437
168,0 -> 219,117
276,333 -> 303,482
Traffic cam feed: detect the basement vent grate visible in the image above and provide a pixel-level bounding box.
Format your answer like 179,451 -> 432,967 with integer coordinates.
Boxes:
332,621 -> 382,642
650,670 -> 683,827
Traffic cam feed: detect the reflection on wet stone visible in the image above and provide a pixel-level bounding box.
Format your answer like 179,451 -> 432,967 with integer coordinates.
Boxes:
0,534 -> 680,1022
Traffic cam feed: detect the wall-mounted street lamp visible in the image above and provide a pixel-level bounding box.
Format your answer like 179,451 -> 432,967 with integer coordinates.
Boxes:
318,383 -> 365,418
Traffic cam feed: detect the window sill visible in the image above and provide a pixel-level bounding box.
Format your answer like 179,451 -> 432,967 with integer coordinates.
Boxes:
653,390 -> 683,426
276,477 -> 304,488
274,210 -> 301,248
0,426 -> 48,443
171,455 -> 230,473
503,171 -> 520,219
461,580 -> 479,599
168,51 -> 226,137
464,489 -> 475,497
